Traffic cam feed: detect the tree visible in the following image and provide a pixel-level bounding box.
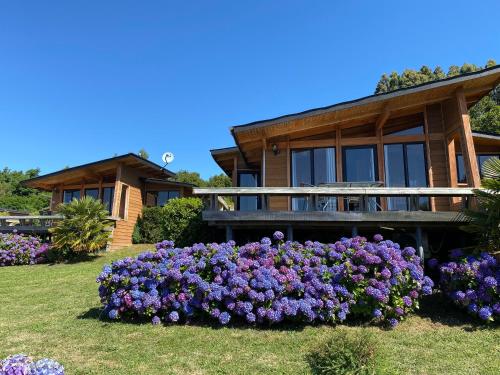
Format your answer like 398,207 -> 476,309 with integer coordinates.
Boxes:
206,173 -> 232,187
171,170 -> 232,188
0,168 -> 50,212
138,148 -> 149,159
172,170 -> 206,187
374,60 -> 499,134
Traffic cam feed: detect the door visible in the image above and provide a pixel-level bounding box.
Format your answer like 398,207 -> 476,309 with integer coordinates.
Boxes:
384,142 -> 429,210
342,146 -> 378,211
237,172 -> 260,211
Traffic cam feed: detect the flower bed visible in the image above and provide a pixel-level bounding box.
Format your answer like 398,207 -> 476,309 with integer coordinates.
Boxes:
0,232 -> 49,266
432,250 -> 499,322
97,233 -> 433,328
0,354 -> 64,374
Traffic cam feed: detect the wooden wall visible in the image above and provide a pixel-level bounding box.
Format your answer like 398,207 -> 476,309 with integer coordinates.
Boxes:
265,149 -> 289,210
425,104 -> 450,210
110,165 -> 144,250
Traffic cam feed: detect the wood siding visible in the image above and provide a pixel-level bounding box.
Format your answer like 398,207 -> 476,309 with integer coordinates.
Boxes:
265,149 -> 289,210
110,165 -> 144,250
425,104 -> 450,210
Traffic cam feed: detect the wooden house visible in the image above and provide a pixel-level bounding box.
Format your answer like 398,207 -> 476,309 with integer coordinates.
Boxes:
23,153 -> 193,249
195,66 -> 500,253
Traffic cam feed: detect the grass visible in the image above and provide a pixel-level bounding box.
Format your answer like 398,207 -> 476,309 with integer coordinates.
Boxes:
0,244 -> 499,374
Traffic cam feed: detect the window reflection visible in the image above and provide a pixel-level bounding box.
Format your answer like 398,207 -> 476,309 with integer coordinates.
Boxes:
384,143 -> 429,210
291,148 -> 336,211
238,172 -> 259,211
343,146 -> 377,211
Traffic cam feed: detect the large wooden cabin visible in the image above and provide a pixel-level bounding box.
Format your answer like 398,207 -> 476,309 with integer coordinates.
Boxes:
23,153 -> 193,249
195,66 -> 500,253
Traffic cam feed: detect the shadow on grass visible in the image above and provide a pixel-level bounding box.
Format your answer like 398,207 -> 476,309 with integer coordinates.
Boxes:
77,306 -> 310,332
78,293 -> 498,333
416,293 -> 498,331
46,253 -> 103,266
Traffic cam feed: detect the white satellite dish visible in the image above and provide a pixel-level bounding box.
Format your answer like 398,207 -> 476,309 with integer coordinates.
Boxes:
162,152 -> 175,165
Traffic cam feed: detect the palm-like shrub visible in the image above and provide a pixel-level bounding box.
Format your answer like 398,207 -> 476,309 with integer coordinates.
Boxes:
463,157 -> 500,253
50,197 -> 113,254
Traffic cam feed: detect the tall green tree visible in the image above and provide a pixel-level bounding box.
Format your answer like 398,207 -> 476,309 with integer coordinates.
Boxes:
374,60 -> 499,134
138,148 -> 149,159
0,168 -> 50,212
171,170 -> 232,188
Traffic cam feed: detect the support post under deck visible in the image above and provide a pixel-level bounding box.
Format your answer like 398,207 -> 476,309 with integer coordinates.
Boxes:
225,225 -> 233,242
287,225 -> 294,242
351,226 -> 358,237
415,226 -> 424,264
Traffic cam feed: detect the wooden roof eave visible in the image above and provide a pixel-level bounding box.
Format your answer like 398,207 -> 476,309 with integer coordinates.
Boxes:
231,66 -> 500,160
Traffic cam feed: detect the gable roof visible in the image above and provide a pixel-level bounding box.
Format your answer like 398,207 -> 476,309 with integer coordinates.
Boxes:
24,153 -> 175,190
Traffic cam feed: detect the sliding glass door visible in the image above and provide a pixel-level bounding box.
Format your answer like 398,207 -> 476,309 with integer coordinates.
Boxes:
342,146 -> 378,211
237,172 -> 260,211
291,148 -> 336,211
384,143 -> 429,210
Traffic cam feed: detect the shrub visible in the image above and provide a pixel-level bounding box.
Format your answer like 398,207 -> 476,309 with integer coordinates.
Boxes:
462,157 -> 500,254
162,197 -> 207,247
0,232 -> 49,266
50,197 -> 113,255
136,198 -> 209,246
306,331 -> 376,375
136,206 -> 164,243
0,354 -> 64,375
97,233 -> 433,327
431,250 -> 499,322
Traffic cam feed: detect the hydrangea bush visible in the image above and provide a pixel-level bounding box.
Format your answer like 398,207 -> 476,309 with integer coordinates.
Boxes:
431,250 -> 499,322
0,232 -> 49,266
97,233 -> 433,328
0,354 -> 64,375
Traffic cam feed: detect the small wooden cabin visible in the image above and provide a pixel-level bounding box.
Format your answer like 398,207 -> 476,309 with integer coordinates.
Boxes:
197,66 -> 500,249
24,153 -> 193,249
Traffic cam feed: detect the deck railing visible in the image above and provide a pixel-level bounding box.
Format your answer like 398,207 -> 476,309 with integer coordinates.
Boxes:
193,187 -> 477,212
0,215 -> 119,234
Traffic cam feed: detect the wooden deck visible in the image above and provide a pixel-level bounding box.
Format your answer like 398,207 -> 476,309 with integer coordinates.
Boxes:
202,210 -> 468,227
194,187 -> 477,244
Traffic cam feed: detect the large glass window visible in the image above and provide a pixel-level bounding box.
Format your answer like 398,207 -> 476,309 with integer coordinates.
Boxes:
291,148 -> 336,211
342,146 -> 377,211
384,143 -> 429,210
385,125 -> 424,136
456,154 -> 500,183
102,187 -> 114,214
84,188 -> 99,200
237,172 -> 259,211
63,189 -> 81,203
146,190 -> 181,207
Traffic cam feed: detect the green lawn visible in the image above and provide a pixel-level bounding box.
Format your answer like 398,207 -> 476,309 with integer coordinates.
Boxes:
0,245 -> 498,375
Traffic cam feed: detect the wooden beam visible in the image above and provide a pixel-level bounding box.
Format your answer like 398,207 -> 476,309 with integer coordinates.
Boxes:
231,156 -> 237,187
375,107 -> 390,130
376,126 -> 386,210
455,89 -> 481,187
423,107 -> 435,211
286,139 -> 291,210
261,139 -> 266,187
336,129 -> 344,211
112,163 -> 123,218
193,186 -> 477,196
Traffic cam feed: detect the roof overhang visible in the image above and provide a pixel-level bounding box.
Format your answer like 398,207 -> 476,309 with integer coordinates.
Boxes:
144,178 -> 196,189
230,65 -> 500,164
210,147 -> 241,176
24,153 -> 175,191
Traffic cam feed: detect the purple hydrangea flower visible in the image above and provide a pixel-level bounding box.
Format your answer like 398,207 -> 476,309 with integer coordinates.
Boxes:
273,231 -> 284,241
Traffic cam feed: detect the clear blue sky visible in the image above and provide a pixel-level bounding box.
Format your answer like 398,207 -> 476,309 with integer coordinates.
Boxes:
1,1 -> 499,178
